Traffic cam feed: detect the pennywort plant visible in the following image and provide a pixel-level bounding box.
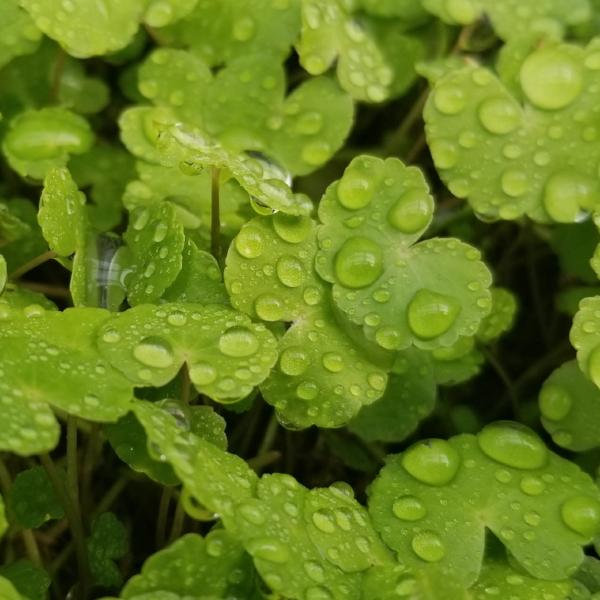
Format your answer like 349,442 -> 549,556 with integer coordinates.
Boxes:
2,0 -> 600,599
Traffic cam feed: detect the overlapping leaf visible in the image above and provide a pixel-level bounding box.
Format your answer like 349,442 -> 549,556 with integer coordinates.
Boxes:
87,512 -> 128,588
425,40 -> 600,222
0,560 -> 51,600
317,155 -> 492,351
368,422 -> 600,585
0,0 -> 41,69
571,295 -> 600,388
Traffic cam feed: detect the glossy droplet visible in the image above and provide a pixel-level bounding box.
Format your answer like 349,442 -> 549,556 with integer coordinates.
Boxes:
233,16 -> 255,41
520,48 -> 583,110
255,294 -> 284,321
219,326 -> 259,357
395,575 -> 418,596
305,586 -> 333,600
280,347 -> 310,376
322,352 -> 344,372
133,337 -> 174,368
561,495 -> 600,537
411,531 -> 446,562
401,439 -> 460,486
407,289 -> 460,340
312,509 -> 335,533
337,169 -> 376,210
273,213 -> 311,243
235,226 -> 264,258
297,380 -> 318,400
478,97 -> 520,135
239,503 -> 265,525
246,537 -> 289,563
520,475 -> 545,496
501,169 -> 528,197
539,384 -> 572,421
387,189 -> 432,233
433,84 -> 466,115
334,237 -> 383,289
189,362 -> 217,385
375,326 -> 401,350
392,496 -> 427,521
543,171 -> 599,222
429,140 -> 458,169
276,255 -> 304,288
477,421 -> 547,470
102,330 -> 120,343
167,311 -> 187,327
304,560 -> 325,583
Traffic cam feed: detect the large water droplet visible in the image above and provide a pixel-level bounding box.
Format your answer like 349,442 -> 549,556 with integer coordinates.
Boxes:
392,495 -> 427,521
543,171 -> 598,223
322,352 -> 344,372
478,97 -> 520,135
539,383 -> 572,421
246,537 -> 290,563
305,586 -> 333,600
337,165 -> 377,210
276,255 -> 304,288
255,294 -> 284,321
304,560 -> 325,583
520,475 -> 545,496
334,236 -> 383,289
433,84 -> 466,115
387,189 -> 432,233
561,495 -> 600,537
273,214 -> 311,243
280,347 -> 310,376
312,509 -> 335,533
235,226 -> 264,258
407,289 -> 460,340
411,531 -> 446,562
219,326 -> 259,357
239,503 -> 266,525
520,48 -> 583,110
477,421 -> 547,470
133,337 -> 174,368
401,439 -> 460,486
189,362 -> 217,385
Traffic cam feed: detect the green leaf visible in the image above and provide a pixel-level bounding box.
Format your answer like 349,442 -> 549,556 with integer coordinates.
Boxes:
0,200 -> 31,244
20,0 -> 145,57
3,108 -> 94,180
348,348 -> 437,443
121,531 -> 255,598
0,560 -> 51,600
143,0 -> 199,28
158,123 -> 313,215
98,303 -> 278,402
132,399 -> 258,528
87,512 -> 128,588
8,466 -> 64,529
429,335 -> 483,386
357,0 -> 431,22
0,255 -> 6,295
161,240 -> 228,305
38,167 -> 86,256
123,203 -> 186,305
476,287 -> 517,343
0,285 -> 57,313
317,155 -> 492,351
0,576 -> 24,600
160,0 -> 300,67
540,360 -> 600,451
0,0 -> 41,69
571,296 -> 600,388
233,474 -> 362,598
58,59 -> 110,115
422,0 -> 591,40
368,422 -> 600,585
424,41 -> 600,222
0,306 -> 134,455
295,0 -> 394,102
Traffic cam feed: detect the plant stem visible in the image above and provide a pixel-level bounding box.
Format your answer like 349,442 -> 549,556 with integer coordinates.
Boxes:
180,363 -> 191,405
168,494 -> 185,543
210,167 -> 221,261
50,47 -> 66,101
481,348 -> 521,419
9,250 -> 57,280
155,487 -> 172,549
40,450 -> 90,600
257,413 -> 279,457
92,475 -> 129,520
18,281 -> 72,300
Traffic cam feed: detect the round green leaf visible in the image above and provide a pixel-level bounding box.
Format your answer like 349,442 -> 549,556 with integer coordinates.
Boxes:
571,296 -> 600,388
317,155 -> 492,351
87,512 -> 128,589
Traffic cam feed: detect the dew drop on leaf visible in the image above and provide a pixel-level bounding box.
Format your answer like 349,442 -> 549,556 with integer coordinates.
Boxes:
477,97 -> 520,135
392,496 -> 427,521
560,495 -> 600,537
539,384 -> 572,421
387,189 -> 432,233
407,289 -> 461,340
411,530 -> 446,562
246,537 -> 290,563
401,439 -> 460,486
334,236 -> 384,289
133,337 -> 174,368
218,326 -> 259,358
477,421 -> 547,470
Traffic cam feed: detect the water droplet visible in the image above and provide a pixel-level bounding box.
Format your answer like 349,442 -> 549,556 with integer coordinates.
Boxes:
297,380 -> 318,400
246,537 -> 289,563
132,208 -> 150,230
543,171 -> 598,222
337,167 -> 376,210
411,531 -> 445,562
433,84 -> 466,115
102,330 -> 120,343
219,326 -> 259,357
83,394 -> 99,407
520,48 -> 583,110
295,111 -> 323,135
477,421 -> 547,470
303,286 -> 322,306
561,495 -> 600,537
392,495 -> 427,521
539,384 -> 572,421
312,509 -> 335,533
478,97 -> 520,135
394,575 -> 418,596
407,289 -> 460,340
276,255 -> 304,288
520,475 -> 545,496
189,362 -> 217,385
304,560 -> 325,583
133,337 -> 174,368
305,586 -> 333,600
153,222 -> 168,242
235,226 -> 264,258
401,439 -> 460,486
322,352 -> 344,372
387,189 -> 432,233
280,347 -> 310,376
524,511 -> 541,527
255,294 -> 284,321
501,169 -> 528,197
233,16 -> 255,41
375,326 -> 401,350
429,140 -> 458,169
239,503 -> 265,525
334,236 -> 383,289
167,311 -> 187,327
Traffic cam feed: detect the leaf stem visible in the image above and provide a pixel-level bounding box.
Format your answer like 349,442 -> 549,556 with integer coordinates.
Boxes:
210,166 -> 221,261
257,412 -> 279,457
40,448 -> 90,600
9,250 -> 57,280
168,494 -> 186,543
155,487 -> 172,549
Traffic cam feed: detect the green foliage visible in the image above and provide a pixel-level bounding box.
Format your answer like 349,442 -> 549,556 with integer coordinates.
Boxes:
87,512 -> 128,588
0,560 -> 51,600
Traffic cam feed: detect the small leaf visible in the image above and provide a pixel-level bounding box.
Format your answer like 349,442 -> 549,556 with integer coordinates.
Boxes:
0,0 -> 41,69
87,512 -> 128,589
8,466 -> 64,529
0,560 -> 51,600
369,422 -> 600,585
3,108 -> 93,179
476,287 -> 517,343
0,201 -> 31,244
97,303 -> 278,402
121,531 -> 254,598
38,167 -> 86,256
0,576 -> 23,600
540,360 -> 600,451
571,296 -> 600,388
